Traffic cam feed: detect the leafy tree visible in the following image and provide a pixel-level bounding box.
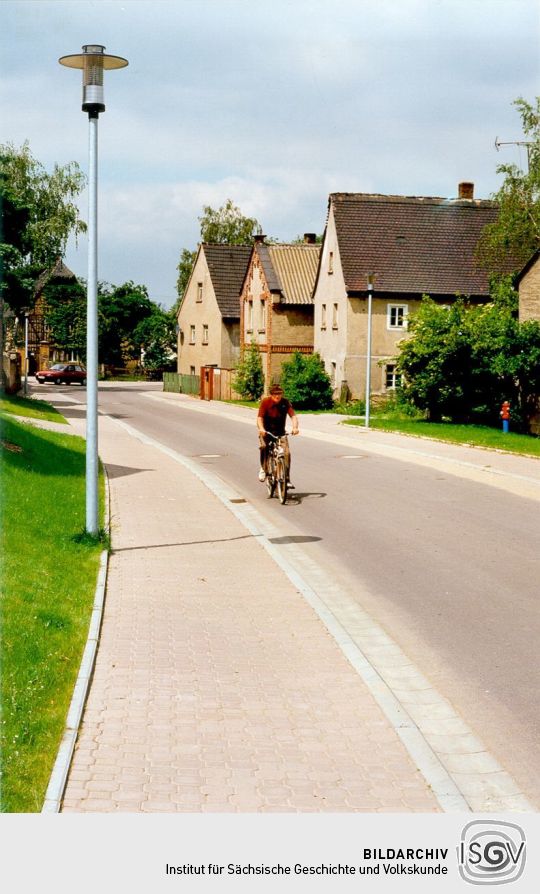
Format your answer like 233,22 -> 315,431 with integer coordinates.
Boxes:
133,307 -> 176,373
476,97 -> 540,276
98,281 -> 155,365
233,341 -> 264,400
397,296 -> 540,429
280,352 -> 333,410
174,200 -> 261,309
42,278 -> 87,359
199,199 -> 260,245
0,142 -> 86,317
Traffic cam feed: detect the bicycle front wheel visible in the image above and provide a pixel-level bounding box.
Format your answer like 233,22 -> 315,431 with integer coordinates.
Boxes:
276,457 -> 287,504
266,458 -> 276,498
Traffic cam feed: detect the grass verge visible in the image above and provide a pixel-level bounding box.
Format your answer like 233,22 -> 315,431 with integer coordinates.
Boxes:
0,394 -> 67,424
344,415 -> 540,458
0,412 -> 104,812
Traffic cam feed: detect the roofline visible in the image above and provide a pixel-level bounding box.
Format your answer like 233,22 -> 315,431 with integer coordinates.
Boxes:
177,244 -> 204,316
238,245 -> 257,297
515,249 -> 540,284
329,191 -> 497,207
346,289 -> 490,301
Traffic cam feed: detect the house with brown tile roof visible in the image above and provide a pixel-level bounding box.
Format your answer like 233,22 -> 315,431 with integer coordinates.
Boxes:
240,235 -> 320,390
313,185 -> 499,399
26,258 -> 80,374
176,243 -> 252,376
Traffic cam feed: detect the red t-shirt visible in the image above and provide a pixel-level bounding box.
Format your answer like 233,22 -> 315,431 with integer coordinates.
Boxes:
258,397 -> 295,436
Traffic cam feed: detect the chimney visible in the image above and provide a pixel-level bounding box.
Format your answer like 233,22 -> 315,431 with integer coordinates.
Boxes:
254,234 -> 266,244
458,182 -> 474,200
303,233 -> 316,244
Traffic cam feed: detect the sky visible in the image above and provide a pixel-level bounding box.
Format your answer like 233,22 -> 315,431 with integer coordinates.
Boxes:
2,0 -> 539,309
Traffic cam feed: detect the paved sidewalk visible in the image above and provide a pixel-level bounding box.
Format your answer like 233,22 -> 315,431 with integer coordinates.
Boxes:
61,411 -> 440,813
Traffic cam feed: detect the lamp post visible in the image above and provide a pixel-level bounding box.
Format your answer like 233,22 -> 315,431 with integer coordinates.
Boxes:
59,45 -> 128,534
23,308 -> 29,397
364,273 -> 375,429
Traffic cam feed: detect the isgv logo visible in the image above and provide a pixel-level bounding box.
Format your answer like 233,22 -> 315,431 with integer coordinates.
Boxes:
458,821 -> 526,885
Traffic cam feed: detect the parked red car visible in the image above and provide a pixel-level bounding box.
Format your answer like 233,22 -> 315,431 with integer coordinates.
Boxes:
35,363 -> 87,385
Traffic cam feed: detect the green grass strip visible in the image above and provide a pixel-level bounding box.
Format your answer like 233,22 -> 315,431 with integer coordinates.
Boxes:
0,394 -> 67,424
344,416 -> 540,458
0,414 -> 104,812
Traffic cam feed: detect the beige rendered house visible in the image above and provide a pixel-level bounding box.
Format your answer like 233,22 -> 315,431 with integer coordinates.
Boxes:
177,243 -> 252,376
240,235 -> 321,389
516,250 -> 540,323
313,185 -> 499,399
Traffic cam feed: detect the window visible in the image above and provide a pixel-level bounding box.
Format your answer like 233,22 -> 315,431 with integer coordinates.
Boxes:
189,325 -> 196,344
196,282 -> 203,302
328,251 -> 334,274
385,363 -> 402,390
321,304 -> 327,329
388,304 -> 408,329
190,366 -> 196,376
330,362 -> 336,387
202,325 -> 208,344
259,299 -> 266,332
246,300 -> 254,332
332,303 -> 338,329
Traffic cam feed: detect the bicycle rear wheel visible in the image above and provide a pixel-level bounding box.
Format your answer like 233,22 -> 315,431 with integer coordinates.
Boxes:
276,457 -> 287,504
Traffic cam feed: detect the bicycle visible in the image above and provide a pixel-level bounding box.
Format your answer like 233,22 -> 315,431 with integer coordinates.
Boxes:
264,432 -> 289,504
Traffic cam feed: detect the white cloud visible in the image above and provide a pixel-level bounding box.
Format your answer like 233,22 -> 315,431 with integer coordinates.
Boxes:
3,0 -> 539,305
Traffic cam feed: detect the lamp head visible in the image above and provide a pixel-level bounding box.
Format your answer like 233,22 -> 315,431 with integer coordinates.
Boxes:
59,45 -> 128,116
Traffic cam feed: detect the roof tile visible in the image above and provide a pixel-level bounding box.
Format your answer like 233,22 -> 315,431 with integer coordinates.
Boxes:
203,244 -> 252,317
331,193 -> 500,296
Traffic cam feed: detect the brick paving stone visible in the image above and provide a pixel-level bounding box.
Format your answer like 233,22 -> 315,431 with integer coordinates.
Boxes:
61,413 -> 439,814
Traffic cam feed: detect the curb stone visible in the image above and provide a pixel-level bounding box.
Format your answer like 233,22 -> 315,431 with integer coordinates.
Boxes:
41,470 -> 111,814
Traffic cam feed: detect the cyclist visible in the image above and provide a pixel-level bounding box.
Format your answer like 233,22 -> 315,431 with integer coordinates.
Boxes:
257,384 -> 299,485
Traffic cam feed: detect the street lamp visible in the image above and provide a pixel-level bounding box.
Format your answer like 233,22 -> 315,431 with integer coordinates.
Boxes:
364,273 -> 375,429
22,308 -> 29,397
59,45 -> 128,534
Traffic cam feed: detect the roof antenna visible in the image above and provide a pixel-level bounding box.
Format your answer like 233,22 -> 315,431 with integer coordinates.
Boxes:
494,137 -> 533,171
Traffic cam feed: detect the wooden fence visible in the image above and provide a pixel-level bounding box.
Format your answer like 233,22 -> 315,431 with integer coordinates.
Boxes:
163,372 -> 200,395
163,368 -> 242,402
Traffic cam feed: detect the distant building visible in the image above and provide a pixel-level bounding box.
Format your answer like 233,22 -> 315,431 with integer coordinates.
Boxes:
240,235 -> 320,389
27,258 -> 80,374
177,243 -> 252,376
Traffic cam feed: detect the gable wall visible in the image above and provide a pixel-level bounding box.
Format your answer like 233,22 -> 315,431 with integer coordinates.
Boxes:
177,250 -> 226,375
519,260 -> 540,322
313,208 -> 349,393
241,252 -> 270,349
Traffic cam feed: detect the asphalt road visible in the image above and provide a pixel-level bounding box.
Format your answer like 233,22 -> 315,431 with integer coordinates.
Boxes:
46,381 -> 540,807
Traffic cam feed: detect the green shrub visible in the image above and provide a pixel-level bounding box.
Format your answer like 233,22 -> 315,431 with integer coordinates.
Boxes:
233,341 -> 264,400
333,399 -> 365,416
280,352 -> 333,410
